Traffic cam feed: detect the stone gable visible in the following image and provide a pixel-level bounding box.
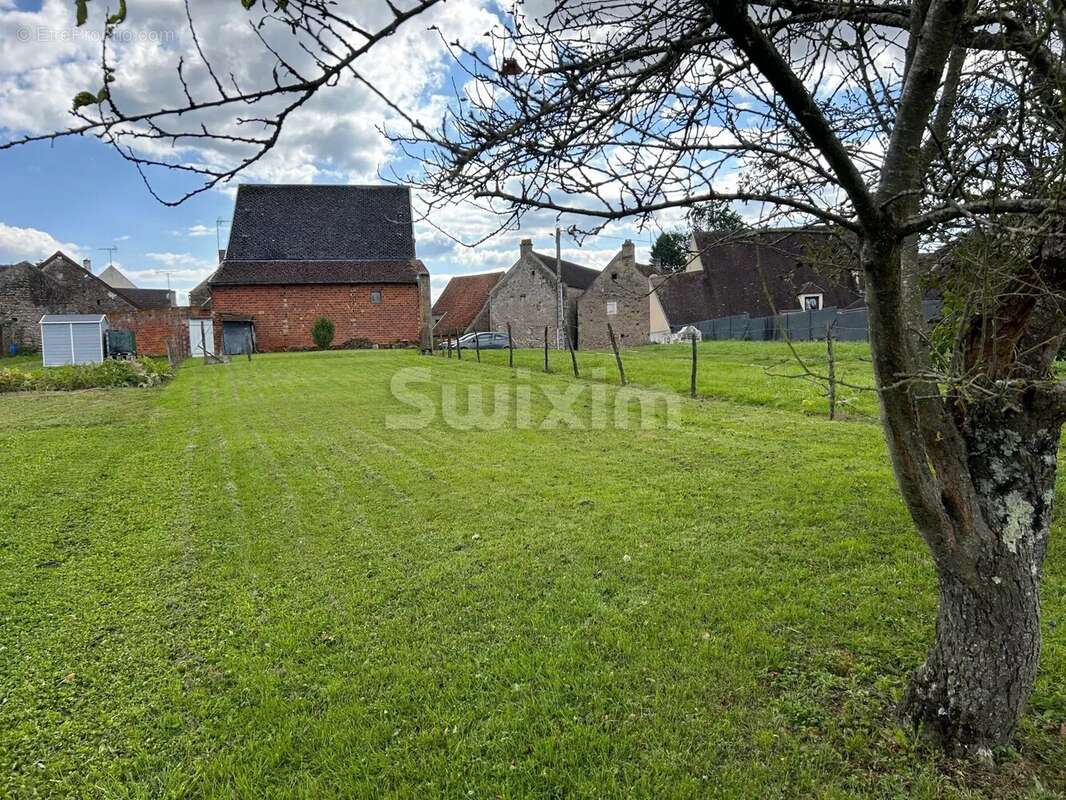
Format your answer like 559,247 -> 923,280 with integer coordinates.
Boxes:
577,242 -> 653,349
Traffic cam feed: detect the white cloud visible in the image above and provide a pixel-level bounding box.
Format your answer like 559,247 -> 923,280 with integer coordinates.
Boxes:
183,224 -> 216,238
0,222 -> 81,263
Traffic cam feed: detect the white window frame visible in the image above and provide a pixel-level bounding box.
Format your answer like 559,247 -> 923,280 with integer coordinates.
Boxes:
800,294 -> 823,311
606,301 -> 619,316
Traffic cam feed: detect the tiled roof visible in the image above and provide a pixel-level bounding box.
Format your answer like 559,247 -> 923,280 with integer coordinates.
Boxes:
210,259 -> 428,287
114,287 -> 175,309
225,184 -> 416,261
432,272 -> 503,333
188,275 -> 213,307
531,251 -> 600,290
653,271 -> 718,327
674,229 -> 862,321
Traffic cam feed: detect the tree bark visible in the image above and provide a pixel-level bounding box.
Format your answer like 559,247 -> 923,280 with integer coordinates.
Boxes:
897,403 -> 1059,759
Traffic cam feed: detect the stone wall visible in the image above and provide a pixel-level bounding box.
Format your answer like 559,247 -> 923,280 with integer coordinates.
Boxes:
211,283 -> 424,351
489,250 -> 572,348
577,244 -> 651,350
39,253 -> 137,315
0,264 -> 73,351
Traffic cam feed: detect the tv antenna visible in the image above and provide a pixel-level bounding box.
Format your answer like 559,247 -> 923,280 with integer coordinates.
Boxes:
216,218 -> 230,252
98,246 -> 118,270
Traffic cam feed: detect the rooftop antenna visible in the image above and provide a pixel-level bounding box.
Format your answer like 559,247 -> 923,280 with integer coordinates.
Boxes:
98,246 -> 118,271
156,270 -> 177,290
216,217 -> 229,252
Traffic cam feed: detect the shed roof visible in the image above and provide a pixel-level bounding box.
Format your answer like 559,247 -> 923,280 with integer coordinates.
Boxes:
40,314 -> 107,323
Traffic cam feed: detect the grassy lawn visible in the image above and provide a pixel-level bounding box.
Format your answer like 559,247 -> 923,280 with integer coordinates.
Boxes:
0,348 -> 1062,798
468,339 -> 880,419
0,353 -> 42,370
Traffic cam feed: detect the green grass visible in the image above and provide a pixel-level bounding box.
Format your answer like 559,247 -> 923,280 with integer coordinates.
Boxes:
0,348 -> 1062,798
0,353 -> 42,369
467,339 -> 880,418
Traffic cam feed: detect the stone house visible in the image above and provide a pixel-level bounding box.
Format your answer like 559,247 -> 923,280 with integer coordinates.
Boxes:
0,253 -> 142,351
487,239 -> 599,348
39,252 -> 140,315
209,184 -> 432,352
576,240 -> 660,349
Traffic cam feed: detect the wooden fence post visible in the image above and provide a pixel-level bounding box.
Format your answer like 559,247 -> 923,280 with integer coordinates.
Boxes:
543,326 -> 549,372
565,329 -> 579,377
690,334 -> 697,399
474,330 -> 481,362
827,321 -> 837,420
507,323 -> 514,368
447,333 -> 452,359
607,323 -> 626,386
455,329 -> 462,360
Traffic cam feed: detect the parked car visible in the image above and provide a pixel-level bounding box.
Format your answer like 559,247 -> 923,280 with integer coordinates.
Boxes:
444,331 -> 510,350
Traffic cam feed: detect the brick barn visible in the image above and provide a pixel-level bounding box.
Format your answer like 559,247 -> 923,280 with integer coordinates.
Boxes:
209,184 -> 432,352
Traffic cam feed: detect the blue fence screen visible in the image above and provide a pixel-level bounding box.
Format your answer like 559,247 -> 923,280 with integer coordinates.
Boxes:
681,300 -> 940,343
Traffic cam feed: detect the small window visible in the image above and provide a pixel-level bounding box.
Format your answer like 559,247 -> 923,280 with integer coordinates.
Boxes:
800,294 -> 822,311
611,272 -> 618,280
606,301 -> 618,315
370,289 -> 382,304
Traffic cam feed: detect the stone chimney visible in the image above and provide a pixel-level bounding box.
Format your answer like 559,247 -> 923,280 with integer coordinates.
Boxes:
520,238 -> 533,258
82,258 -> 92,272
621,239 -> 635,262
218,249 -> 226,263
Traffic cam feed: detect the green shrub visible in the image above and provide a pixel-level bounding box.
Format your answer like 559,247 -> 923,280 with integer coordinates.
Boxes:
0,368 -> 33,393
311,317 -> 336,350
0,358 -> 172,394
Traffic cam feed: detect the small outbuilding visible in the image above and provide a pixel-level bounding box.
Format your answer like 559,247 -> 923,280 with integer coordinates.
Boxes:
39,314 -> 109,367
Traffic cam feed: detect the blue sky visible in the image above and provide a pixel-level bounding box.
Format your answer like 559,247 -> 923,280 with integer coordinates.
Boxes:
0,0 -> 677,303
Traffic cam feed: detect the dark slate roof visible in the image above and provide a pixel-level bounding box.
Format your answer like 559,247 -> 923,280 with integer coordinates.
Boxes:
653,271 -> 718,327
225,184 -> 416,261
188,274 -> 213,307
114,287 -> 175,309
210,259 -> 428,287
531,251 -> 600,290
432,272 -> 503,333
676,229 -> 862,320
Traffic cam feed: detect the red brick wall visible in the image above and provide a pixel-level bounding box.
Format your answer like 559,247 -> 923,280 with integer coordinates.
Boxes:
211,284 -> 423,351
108,307 -> 212,357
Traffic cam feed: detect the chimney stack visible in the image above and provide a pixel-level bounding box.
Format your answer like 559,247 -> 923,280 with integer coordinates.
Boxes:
218,249 -> 226,263
621,239 -> 635,262
520,238 -> 533,258
82,258 -> 92,272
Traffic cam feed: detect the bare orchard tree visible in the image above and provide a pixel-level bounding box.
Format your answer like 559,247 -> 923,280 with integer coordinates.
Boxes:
4,0 -> 1064,762
389,1 -> 1066,760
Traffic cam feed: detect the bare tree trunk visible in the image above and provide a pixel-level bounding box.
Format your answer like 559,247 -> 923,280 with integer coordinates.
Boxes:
863,239 -> 1060,758
899,406 -> 1057,759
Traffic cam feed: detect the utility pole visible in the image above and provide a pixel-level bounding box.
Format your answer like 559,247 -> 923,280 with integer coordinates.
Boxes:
556,227 -> 564,350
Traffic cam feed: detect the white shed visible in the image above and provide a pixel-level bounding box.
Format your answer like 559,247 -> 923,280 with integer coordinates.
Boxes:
39,314 -> 109,367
